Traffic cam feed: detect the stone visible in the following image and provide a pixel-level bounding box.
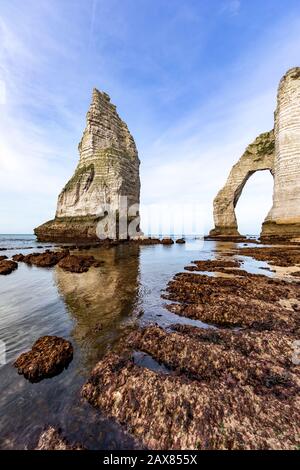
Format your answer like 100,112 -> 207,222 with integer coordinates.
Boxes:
35,89 -> 141,242
57,254 -> 103,273
14,336 -> 73,382
35,426 -> 84,450
0,255 -> 8,261
209,130 -> 275,238
176,238 -> 186,244
210,67 -> 300,240
12,254 -> 25,262
161,238 -> 174,245
81,350 -> 299,450
0,260 -> 18,275
21,250 -> 69,267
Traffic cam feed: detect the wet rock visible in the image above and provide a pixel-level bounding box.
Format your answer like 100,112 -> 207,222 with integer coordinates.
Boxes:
14,336 -> 73,382
0,260 -> 18,275
163,270 -> 300,332
176,238 -> 186,244
81,352 -> 300,450
57,254 -> 103,273
0,255 -> 8,261
161,238 -> 174,245
21,250 -> 69,267
185,259 -> 241,272
133,238 -> 161,245
12,254 -> 25,262
35,426 -> 84,450
127,325 -> 298,398
237,246 -> 300,267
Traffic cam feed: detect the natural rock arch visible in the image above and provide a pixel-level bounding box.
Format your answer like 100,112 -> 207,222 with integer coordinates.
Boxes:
209,130 -> 275,238
210,67 -> 300,241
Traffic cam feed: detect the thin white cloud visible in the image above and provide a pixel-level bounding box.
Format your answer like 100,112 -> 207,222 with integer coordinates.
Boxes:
220,0 -> 241,16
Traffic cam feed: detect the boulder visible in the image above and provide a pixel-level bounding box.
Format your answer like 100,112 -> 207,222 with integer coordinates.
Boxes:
57,254 -> 103,273
14,336 -> 73,382
0,260 -> 18,275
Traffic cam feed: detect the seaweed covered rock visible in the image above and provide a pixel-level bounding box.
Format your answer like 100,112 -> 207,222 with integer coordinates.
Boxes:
57,254 -> 103,273
35,426 -> 84,450
14,336 -> 73,382
0,260 -> 18,275
21,250 -> 69,268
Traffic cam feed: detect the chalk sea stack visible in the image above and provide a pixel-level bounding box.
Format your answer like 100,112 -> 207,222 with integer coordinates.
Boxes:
35,89 -> 140,242
209,67 -> 300,241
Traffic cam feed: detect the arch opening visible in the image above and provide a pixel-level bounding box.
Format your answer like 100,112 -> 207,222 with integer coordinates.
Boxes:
235,170 -> 274,236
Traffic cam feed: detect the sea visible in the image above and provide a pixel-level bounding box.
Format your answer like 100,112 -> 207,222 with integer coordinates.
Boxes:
0,234 -> 269,449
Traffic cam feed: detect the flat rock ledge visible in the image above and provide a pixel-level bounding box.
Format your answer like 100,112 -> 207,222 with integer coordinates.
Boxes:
81,247 -> 300,450
35,426 -> 84,450
14,336 -> 73,383
0,260 -> 18,275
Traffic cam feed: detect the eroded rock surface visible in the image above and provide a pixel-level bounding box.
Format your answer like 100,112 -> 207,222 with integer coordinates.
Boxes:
210,130 -> 275,237
81,245 -> 300,450
14,336 -> 73,382
35,89 -> 140,242
210,67 -> 300,240
164,272 -> 300,332
35,426 -> 84,450
82,349 -> 299,450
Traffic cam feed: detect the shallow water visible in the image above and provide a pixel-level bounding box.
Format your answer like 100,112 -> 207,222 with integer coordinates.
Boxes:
0,235 -> 273,449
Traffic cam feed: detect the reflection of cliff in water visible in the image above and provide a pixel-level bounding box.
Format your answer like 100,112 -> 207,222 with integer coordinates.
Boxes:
54,244 -> 140,369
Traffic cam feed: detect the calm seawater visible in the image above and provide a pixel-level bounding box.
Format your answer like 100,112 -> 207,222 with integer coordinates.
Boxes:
0,234 -> 269,449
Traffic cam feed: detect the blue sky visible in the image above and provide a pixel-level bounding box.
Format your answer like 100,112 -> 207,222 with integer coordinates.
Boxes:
0,0 -> 300,234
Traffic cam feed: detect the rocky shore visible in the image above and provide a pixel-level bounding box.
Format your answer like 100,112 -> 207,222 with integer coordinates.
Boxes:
80,244 -> 300,450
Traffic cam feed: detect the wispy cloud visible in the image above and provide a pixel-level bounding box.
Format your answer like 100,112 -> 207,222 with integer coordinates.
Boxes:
220,0 -> 241,16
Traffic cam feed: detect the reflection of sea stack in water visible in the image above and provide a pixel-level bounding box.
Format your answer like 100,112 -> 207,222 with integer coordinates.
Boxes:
209,67 -> 300,241
35,89 -> 141,242
54,246 -> 139,367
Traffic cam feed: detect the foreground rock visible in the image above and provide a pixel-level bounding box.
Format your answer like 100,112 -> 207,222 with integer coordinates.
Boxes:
0,255 -> 8,261
82,350 -> 299,450
164,272 -> 300,333
237,245 -> 300,267
14,336 -> 73,382
57,255 -> 103,273
0,260 -> 18,275
128,325 -> 299,398
35,89 -> 141,242
185,259 -> 241,272
35,426 -> 84,450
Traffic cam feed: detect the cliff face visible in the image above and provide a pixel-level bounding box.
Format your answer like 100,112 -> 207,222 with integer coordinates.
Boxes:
210,67 -> 300,240
209,130 -> 275,238
35,89 -> 140,242
261,68 -> 300,239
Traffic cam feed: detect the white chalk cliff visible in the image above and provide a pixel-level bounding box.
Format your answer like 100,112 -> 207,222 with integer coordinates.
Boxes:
35,89 -> 140,241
